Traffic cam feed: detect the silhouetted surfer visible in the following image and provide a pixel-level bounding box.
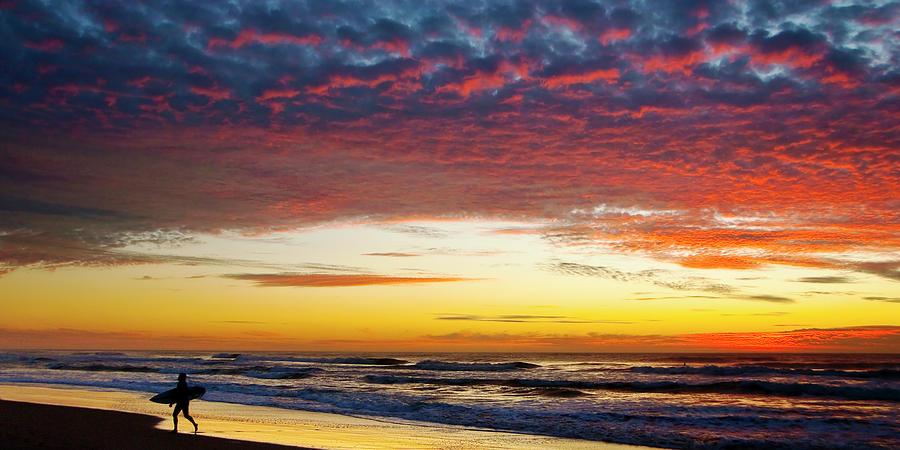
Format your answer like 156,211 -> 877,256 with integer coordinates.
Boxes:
170,372 -> 198,433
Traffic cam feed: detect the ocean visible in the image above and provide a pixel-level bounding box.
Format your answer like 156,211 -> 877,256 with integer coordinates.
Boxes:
1,351 -> 897,449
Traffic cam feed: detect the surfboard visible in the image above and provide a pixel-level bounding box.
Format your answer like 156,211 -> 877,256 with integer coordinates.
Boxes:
150,386 -> 206,404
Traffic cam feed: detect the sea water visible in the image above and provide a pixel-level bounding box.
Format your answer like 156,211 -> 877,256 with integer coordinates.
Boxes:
0,351 -> 897,449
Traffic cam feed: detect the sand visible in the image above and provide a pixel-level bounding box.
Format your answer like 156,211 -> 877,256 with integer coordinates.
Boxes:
0,383 -> 658,449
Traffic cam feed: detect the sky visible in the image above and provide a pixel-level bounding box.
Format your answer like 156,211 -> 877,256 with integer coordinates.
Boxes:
1,0 -> 898,352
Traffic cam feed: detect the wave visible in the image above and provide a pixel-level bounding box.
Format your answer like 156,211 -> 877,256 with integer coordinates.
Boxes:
363,375 -> 900,402
411,360 -> 539,371
49,362 -> 321,380
69,351 -> 127,356
235,355 -> 409,366
230,356 -> 537,370
48,363 -> 159,373
629,365 -> 900,380
51,355 -> 209,366
241,367 -> 322,380
0,353 -> 35,363
752,362 -> 900,371
530,387 -> 588,398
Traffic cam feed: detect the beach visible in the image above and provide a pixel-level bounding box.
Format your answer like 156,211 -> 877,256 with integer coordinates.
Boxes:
0,384 -> 649,449
1,351 -> 897,448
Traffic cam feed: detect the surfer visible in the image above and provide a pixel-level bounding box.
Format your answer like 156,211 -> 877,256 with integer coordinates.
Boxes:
170,373 -> 199,433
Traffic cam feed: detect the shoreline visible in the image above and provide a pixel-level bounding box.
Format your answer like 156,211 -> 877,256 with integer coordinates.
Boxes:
0,383 -> 657,449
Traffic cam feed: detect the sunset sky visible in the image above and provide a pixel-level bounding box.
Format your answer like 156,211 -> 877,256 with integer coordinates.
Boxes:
1,0 -> 898,352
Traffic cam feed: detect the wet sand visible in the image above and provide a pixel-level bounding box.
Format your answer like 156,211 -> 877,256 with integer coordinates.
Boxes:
0,383 -> 658,449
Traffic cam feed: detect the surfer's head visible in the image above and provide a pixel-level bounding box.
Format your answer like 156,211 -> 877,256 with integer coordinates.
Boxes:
178,372 -> 186,381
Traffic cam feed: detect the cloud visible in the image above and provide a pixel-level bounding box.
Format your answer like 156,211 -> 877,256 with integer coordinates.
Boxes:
628,295 -> 722,300
627,294 -> 794,304
225,272 -> 473,287
434,314 -> 629,324
548,261 -> 734,294
383,225 -> 449,238
741,295 -> 795,304
853,261 -> 900,282
0,0 -> 897,286
797,291 -> 856,296
363,252 -> 421,257
0,196 -> 122,218
863,297 -> 900,304
795,276 -> 854,283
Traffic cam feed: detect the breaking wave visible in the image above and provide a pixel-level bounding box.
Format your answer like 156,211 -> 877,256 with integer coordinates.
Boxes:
410,360 -> 539,371
363,375 -> 900,402
628,365 -> 900,380
234,355 -> 409,366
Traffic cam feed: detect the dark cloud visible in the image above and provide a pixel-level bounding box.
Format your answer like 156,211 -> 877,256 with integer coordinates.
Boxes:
852,261 -> 900,282
863,297 -> 900,304
795,276 -> 854,284
628,294 -> 794,304
705,23 -> 748,45
0,196 -> 122,218
1,0 -> 891,128
824,47 -> 868,75
752,27 -> 825,54
742,294 -> 794,304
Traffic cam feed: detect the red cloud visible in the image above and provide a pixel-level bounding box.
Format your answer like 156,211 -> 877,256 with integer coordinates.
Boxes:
208,29 -> 323,50
435,60 -> 533,97
600,28 -> 631,45
542,68 -> 619,89
494,20 -> 531,43
640,50 -> 707,75
24,38 -> 64,52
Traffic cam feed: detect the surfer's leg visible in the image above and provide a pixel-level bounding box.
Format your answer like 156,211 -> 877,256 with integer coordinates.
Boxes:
172,404 -> 182,432
182,401 -> 198,433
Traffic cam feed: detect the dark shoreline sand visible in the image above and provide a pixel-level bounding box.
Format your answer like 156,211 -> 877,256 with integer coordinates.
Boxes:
0,400 -> 308,449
